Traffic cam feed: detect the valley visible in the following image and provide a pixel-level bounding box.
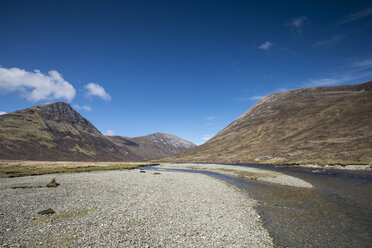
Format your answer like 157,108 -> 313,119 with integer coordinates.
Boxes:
1,1 -> 372,247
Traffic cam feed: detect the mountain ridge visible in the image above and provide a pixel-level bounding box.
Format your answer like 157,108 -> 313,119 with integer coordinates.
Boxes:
106,132 -> 195,161
0,102 -> 194,161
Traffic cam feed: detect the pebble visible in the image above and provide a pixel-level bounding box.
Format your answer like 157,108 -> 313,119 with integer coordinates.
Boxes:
0,169 -> 273,247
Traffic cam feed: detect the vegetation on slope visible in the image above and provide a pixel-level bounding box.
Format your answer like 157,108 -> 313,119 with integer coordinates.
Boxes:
169,81 -> 372,166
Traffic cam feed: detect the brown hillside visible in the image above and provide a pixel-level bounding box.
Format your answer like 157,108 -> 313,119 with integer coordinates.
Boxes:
107,133 -> 196,161
169,81 -> 372,165
0,102 -> 195,161
0,102 -> 137,161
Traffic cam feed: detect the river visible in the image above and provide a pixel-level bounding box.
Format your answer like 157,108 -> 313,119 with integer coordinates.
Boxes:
144,163 -> 372,248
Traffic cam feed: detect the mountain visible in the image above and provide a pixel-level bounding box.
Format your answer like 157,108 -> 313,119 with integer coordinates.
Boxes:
106,133 -> 196,161
0,102 -> 136,161
168,81 -> 372,165
0,102 -> 194,161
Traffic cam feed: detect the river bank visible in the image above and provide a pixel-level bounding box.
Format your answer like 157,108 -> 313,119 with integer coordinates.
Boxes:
145,163 -> 372,248
156,163 -> 313,188
0,168 -> 273,247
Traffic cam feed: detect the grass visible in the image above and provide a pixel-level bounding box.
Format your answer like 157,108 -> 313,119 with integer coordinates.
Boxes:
0,163 -> 157,178
30,208 -> 94,225
168,84 -> 372,167
70,144 -> 97,157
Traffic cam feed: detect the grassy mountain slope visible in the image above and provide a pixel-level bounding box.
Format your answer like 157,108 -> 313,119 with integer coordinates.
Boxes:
0,102 -> 195,161
0,102 -> 136,161
169,81 -> 372,165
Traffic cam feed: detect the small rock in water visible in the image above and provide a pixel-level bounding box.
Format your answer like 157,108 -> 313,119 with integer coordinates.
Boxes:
153,172 -> 161,175
37,208 -> 55,215
140,170 -> 146,173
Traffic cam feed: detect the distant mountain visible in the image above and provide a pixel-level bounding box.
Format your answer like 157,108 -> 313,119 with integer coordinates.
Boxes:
0,102 -> 194,161
168,81 -> 372,165
106,133 -> 196,161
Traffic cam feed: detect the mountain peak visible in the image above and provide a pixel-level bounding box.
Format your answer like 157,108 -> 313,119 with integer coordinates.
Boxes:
0,102 -> 196,161
142,132 -> 195,148
106,132 -> 196,161
31,101 -> 72,111
23,101 -> 100,136
0,101 -> 130,161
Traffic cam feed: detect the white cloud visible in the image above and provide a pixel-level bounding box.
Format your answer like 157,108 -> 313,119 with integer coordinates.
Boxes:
235,87 -> 294,102
204,116 -> 215,121
0,111 -> 6,115
0,67 -> 76,102
339,6 -> 372,25
305,77 -> 346,87
305,70 -> 372,87
287,16 -> 308,32
313,34 -> 346,47
73,104 -> 92,111
249,96 -> 264,100
235,96 -> 265,101
85,83 -> 111,101
305,72 -> 372,87
275,88 -> 289,93
104,130 -> 115,136
353,56 -> 372,68
258,41 -> 274,50
304,58 -> 372,87
202,134 -> 213,141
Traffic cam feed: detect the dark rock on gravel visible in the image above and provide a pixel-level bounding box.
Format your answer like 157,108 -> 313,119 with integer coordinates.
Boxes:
38,208 -> 55,215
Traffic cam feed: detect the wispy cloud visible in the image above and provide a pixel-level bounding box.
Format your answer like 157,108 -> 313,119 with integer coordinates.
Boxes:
85,83 -> 111,101
339,5 -> 372,25
305,72 -> 371,87
104,130 -> 115,136
73,104 -> 92,111
204,116 -> 215,121
258,41 -> 274,50
202,134 -> 213,141
264,74 -> 273,79
353,56 -> 372,68
305,56 -> 372,87
287,16 -> 308,32
313,34 -> 346,47
0,67 -> 76,102
0,111 -> 6,115
235,95 -> 265,101
305,76 -> 351,87
275,88 -> 289,93
249,96 -> 265,100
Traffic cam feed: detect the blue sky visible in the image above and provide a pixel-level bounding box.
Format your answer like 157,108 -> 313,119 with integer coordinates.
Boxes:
0,0 -> 372,144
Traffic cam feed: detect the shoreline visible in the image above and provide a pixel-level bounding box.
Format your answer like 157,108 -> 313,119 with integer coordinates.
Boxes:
156,163 -> 313,188
156,160 -> 372,171
0,169 -> 274,247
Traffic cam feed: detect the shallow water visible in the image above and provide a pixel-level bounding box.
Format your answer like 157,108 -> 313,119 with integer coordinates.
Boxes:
144,164 -> 372,248
242,164 -> 372,248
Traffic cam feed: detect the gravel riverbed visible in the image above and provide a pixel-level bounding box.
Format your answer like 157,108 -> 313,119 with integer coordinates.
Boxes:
157,163 -> 313,188
0,169 -> 273,247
